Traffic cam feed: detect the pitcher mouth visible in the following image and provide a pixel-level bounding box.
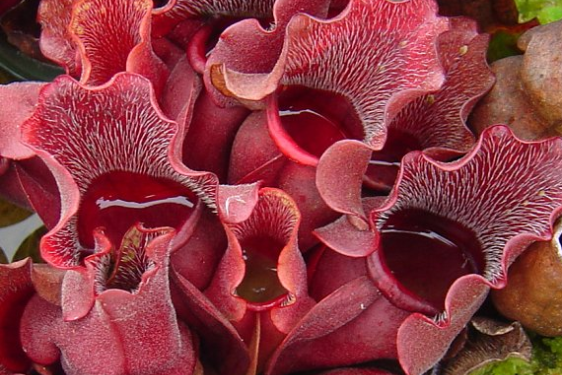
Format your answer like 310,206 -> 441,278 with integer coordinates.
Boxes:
236,234 -> 289,307
368,208 -> 484,315
266,86 -> 363,166
223,188 -> 301,311
77,171 -> 199,252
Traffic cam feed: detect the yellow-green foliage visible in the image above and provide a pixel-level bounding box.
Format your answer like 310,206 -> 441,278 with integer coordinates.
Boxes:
515,0 -> 562,24
530,336 -> 562,375
468,335 -> 562,375
470,357 -> 533,375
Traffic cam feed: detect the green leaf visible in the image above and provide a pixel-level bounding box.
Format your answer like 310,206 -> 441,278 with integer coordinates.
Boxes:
470,357 -> 533,375
466,333 -> 562,375
12,226 -> 46,263
0,197 -> 32,228
529,335 -> 562,374
515,0 -> 562,24
0,247 -> 8,264
536,5 -> 562,23
487,31 -> 524,62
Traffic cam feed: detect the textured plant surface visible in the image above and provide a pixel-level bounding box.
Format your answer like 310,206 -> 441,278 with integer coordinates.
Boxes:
1,0 -> 562,375
515,0 -> 562,23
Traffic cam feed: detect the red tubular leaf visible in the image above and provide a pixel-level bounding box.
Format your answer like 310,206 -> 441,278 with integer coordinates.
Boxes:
318,370 -> 396,375
277,163 -> 341,251
170,208 -> 227,290
0,260 -> 34,373
206,188 -> 314,370
12,158 -> 61,229
182,90 -> 250,180
292,280 -> 376,337
207,188 -> 310,314
267,276 -> 409,375
21,230 -> 197,375
171,270 -> 250,375
307,246 -> 370,301
228,111 -> 285,185
159,56 -> 200,125
228,110 -> 341,251
0,157 -> 59,226
366,125 -> 562,373
22,73 -> 218,268
220,0 -> 449,148
152,0 -> 277,38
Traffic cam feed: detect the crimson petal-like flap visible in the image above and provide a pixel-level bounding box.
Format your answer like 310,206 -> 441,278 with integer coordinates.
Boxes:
204,0 -> 331,105
397,276 -> 489,375
71,0 -> 168,88
38,0 -> 80,77
20,230 -> 197,375
218,0 -> 449,148
0,82 -> 45,160
387,18 -> 494,153
31,264 -> 66,307
22,73 -> 218,268
368,125 -> 562,374
316,140 -> 371,219
314,214 -> 378,257
218,183 -> 260,224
